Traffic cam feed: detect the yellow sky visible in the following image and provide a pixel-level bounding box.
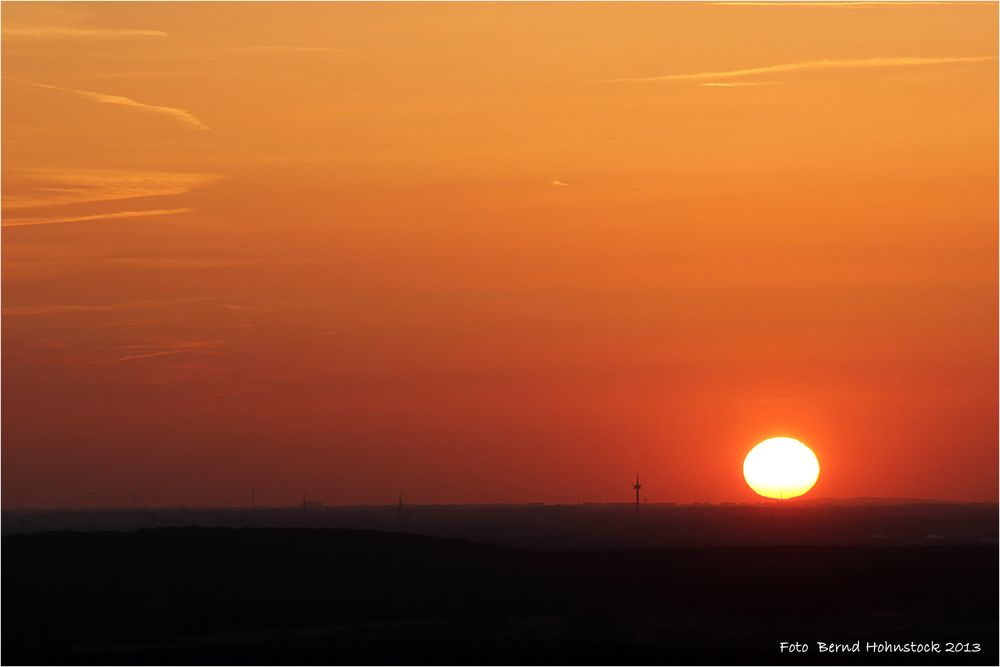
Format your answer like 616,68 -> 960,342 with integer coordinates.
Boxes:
2,2 -> 997,508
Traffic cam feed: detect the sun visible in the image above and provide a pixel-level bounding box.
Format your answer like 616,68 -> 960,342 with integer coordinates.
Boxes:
743,437 -> 820,500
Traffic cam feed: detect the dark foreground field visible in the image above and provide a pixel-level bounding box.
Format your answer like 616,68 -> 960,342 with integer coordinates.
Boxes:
3,527 -> 997,665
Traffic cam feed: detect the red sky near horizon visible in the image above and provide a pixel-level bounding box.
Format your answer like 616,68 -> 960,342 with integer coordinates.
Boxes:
2,2 -> 997,508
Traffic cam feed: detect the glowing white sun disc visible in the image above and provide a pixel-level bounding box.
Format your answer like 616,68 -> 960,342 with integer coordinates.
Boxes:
743,437 -> 820,500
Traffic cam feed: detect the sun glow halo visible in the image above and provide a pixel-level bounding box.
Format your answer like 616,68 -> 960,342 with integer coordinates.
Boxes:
743,437 -> 820,500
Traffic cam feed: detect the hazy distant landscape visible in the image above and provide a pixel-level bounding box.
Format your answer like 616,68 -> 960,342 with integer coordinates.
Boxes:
4,500 -> 996,549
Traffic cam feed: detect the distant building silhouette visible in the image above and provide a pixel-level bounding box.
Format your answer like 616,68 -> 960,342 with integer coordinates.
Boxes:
396,493 -> 412,528
633,473 -> 642,510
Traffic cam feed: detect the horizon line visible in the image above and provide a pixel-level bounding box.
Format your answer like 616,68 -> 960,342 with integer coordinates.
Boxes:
4,496 -> 995,513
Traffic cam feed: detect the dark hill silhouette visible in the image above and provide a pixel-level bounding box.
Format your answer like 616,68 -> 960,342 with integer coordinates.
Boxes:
3,527 -> 997,665
4,502 -> 997,549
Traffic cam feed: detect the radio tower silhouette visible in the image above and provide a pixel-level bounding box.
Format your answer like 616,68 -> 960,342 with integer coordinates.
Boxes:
633,472 -> 642,510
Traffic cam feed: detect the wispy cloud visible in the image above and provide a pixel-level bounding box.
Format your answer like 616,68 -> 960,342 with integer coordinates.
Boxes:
605,56 -> 995,83
2,208 -> 192,228
308,330 -> 341,338
2,25 -> 167,39
103,348 -> 194,363
31,82 -> 208,129
699,81 -> 783,87
90,340 -> 226,364
274,329 -> 344,345
712,2 -> 982,6
215,45 -> 359,55
2,168 -> 218,210
549,180 -> 569,187
101,256 -> 274,270
3,298 -> 206,317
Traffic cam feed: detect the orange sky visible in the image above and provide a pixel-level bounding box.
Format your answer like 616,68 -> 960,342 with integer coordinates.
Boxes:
2,2 -> 997,508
